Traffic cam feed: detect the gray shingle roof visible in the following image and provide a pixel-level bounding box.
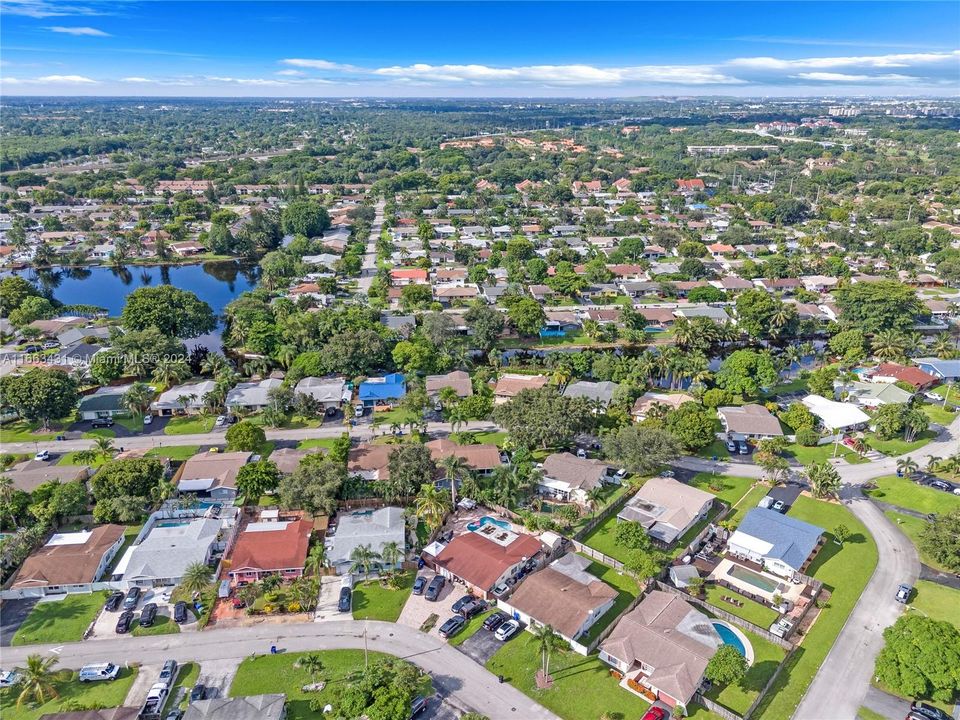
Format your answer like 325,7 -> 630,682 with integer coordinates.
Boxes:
734,508 -> 824,571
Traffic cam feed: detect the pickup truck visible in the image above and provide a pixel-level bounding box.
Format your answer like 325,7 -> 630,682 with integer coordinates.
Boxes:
138,683 -> 169,719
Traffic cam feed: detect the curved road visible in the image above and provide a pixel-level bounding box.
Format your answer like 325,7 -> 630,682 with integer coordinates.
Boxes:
1,619 -> 558,720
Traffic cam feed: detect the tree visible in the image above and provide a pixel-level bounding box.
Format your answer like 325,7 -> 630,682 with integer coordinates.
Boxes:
235,460 -> 281,506
439,454 -> 469,510
386,444 -> 436,499
506,297 -> 547,337
121,285 -> 216,338
91,457 -> 164,502
874,615 -> 960,703
278,453 -> 345,515
705,645 -> 748,686
919,509 -> 960,572
152,357 -> 191,387
755,446 -> 789,485
716,350 -> 778,397
1,368 -> 78,430
614,521 -> 653,551
305,544 -> 325,576
400,284 -> 433,312
123,382 -> 154,419
380,540 -> 402,574
623,548 -> 660,579
833,524 -> 850,545
533,623 -> 562,683
491,387 -> 593,450
225,420 -> 266,452
897,457 -> 919,479
828,329 -> 867,364
281,200 -> 330,238
687,286 -> 726,304
807,367 -> 839,397
15,654 -> 60,708
603,426 -> 682,476
349,543 -> 382,580
872,403 -> 910,440
664,404 -> 716,451
299,653 -> 325,681
806,461 -> 841,499
319,329 -> 388,377
735,289 -> 797,340
464,302 -> 505,353
415,483 -> 451,531
780,402 -> 815,432
834,280 -> 923,334
179,561 -> 213,595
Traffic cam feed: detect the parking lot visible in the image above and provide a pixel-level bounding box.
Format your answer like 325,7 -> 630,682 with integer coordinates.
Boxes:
395,569 -> 458,638
90,586 -> 198,638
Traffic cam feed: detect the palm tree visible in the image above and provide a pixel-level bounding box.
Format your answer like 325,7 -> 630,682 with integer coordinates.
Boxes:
291,576 -> 319,611
806,462 -> 842,499
448,405 -> 468,435
201,353 -> 231,377
179,561 -> 213,595
586,486 -> 605,518
349,544 -> 381,580
15,654 -> 60,707
152,358 -> 190,387
931,333 -> 957,359
415,483 -> 451,531
176,393 -> 197,415
532,624 -> 562,683
0,475 -> 18,529
851,438 -> 867,458
380,540 -> 402,576
440,454 -> 469,509
93,436 -> 116,460
305,544 -> 325,576
551,365 -> 573,392
897,457 -> 919,479
871,329 -> 907,361
299,653 -> 324,680
123,382 -> 154,419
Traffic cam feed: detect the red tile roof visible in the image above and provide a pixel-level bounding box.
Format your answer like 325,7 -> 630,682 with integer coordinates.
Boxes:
434,531 -> 543,591
228,519 -> 312,575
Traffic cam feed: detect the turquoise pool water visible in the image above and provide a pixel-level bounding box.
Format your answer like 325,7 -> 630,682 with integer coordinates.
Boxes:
713,622 -> 747,656
467,516 -> 511,532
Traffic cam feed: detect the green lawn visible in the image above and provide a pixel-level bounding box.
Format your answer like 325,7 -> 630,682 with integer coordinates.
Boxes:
689,473 -> 758,507
0,666 -> 138,720
579,512 -> 631,563
920,402 -> 957,426
11,592 -> 107,645
0,420 -> 57,443
447,609 -> 497,647
578,559 -> 641,646
114,415 -> 144,433
866,475 -> 960,515
883,510 -> 951,573
57,451 -> 110,467
705,628 -> 787,715
351,572 -> 415,622
486,632 -> 655,720
909,580 -> 960,629
132,614 -> 180,637
164,415 -> 215,435
297,437 -> 338,450
168,661 -> 200,712
231,650 -> 432,720
100,524 -> 142,580
858,706 -> 888,720
145,445 -> 201,460
727,485 -> 771,527
696,439 -> 732,460
470,430 -> 508,447
782,442 -> 868,465
82,428 -> 116,439
752,495 -> 878,720
702,584 -> 779,628
867,430 -> 937,456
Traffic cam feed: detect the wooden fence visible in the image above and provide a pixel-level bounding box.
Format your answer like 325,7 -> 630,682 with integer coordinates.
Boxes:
570,539 -> 625,572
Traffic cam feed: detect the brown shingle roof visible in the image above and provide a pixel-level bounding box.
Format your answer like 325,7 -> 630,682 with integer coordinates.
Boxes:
425,370 -> 473,398
426,439 -> 502,471
493,374 -> 549,397
12,525 -> 125,588
228,519 -> 312,575
434,531 -> 543,591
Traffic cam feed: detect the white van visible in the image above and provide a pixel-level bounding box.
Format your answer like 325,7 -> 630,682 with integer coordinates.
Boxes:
79,663 -> 120,683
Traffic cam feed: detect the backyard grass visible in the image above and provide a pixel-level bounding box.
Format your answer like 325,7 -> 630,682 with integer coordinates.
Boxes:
231,650 -> 432,720
705,627 -> 787,716
0,666 -> 137,720
752,495 -> 878,720
486,632 -> 655,720
11,592 -> 107,645
702,583 -> 779,628
0,420 -> 57,443
132,614 -> 180,637
866,430 -> 937,456
909,580 -> 960,629
57,451 -> 109,467
579,512 -> 631,563
866,475 -> 960,515
297,437 -> 338,450
350,572 -> 415,622
689,473 -> 758,507
883,510 -> 951,573
920,402 -> 957,426
447,608 -> 497,647
145,445 -> 201,460
164,415 -> 215,435
578,559 -> 641,646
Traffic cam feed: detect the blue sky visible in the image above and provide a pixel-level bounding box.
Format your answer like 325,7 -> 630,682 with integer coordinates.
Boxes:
1,1 -> 958,96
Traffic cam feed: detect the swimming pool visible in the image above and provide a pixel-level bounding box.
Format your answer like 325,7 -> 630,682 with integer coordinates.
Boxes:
467,516 -> 511,532
727,564 -> 780,593
713,621 -> 748,657
155,520 -> 191,528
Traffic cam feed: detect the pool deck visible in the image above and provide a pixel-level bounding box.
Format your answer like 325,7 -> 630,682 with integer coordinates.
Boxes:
709,558 -> 805,604
713,620 -> 756,665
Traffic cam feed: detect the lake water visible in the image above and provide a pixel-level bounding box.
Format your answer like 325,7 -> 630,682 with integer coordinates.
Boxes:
9,261 -> 260,349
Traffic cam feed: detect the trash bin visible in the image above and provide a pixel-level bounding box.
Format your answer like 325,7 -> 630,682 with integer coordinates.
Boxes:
270,645 -> 277,654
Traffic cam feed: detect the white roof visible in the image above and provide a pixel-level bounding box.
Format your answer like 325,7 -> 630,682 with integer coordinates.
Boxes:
226,378 -> 283,408
800,394 -> 870,431
152,380 -> 216,410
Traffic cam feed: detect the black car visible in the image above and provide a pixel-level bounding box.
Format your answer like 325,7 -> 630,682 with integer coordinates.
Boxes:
910,703 -> 952,720
412,575 -> 428,595
459,598 -> 487,619
115,610 -> 134,634
173,601 -> 188,624
438,615 -> 466,639
122,586 -> 141,610
91,418 -> 115,428
338,587 -> 352,612
450,594 -> 474,613
104,591 -> 124,612
139,602 -> 158,627
424,575 -> 446,601
482,611 -> 508,631
189,683 -> 206,702
410,696 -> 427,717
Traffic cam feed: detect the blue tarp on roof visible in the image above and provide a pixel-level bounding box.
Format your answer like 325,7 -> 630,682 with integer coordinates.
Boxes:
359,373 -> 407,402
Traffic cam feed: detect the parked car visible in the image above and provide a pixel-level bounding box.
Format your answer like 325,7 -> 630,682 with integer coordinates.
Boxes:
909,702 -> 952,720
23,344 -> 41,353
354,404 -> 365,418
139,602 -> 158,627
412,575 -> 428,595
614,468 -> 628,481
495,619 -> 521,641
189,683 -> 206,702
122,586 -> 141,610
143,414 -> 153,426
164,711 -> 183,720
34,450 -> 49,461
930,480 -> 953,492
641,709 -> 667,720
896,583 -> 912,604
450,594 -> 474,613
737,441 -> 751,455
215,415 -> 228,427
771,500 -> 786,513
91,418 -> 114,428
438,615 -> 466,639
158,660 -> 178,685
410,695 -> 428,718
483,612 -> 508,631
338,587 -> 352,612
725,439 -> 738,453
424,575 -> 446,601
43,340 -> 61,349
459,598 -> 487,619
491,582 -> 510,599
575,448 -> 587,458
79,663 -> 120,683
173,601 -> 188,624
0,670 -> 21,688
115,610 -> 135,634
105,591 -> 124,611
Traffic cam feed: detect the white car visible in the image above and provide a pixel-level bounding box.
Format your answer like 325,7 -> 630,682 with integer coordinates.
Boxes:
34,450 -> 50,461
495,619 -> 521,641
0,670 -> 20,688
215,415 -> 228,427
143,414 -> 153,426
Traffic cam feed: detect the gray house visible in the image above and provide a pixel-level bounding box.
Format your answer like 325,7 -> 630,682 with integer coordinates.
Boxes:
325,507 -> 406,575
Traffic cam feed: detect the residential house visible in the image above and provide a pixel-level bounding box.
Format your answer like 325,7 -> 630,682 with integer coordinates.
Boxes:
913,358 -> 960,382
1,461 -> 89,494
425,370 -> 473,400
428,524 -> 544,599
800,394 -> 870,432
499,553 -> 618,653
358,373 -> 407,408
389,268 -> 429,285
599,590 -> 722,710
631,392 -> 695,422
226,517 -> 312,584
717,404 -> 784,439
293,376 -> 350,411
225,378 -> 283,412
9,525 -> 125,597
115,517 -> 222,587
868,363 -> 939,390
727,507 -> 825,578
183,695 -> 287,720
175,451 -> 251,501
325,507 -> 406,575
839,380 -> 913,408
617,476 -> 714,545
538,452 -> 610,506
562,380 -> 619,409
492,373 -> 549,403
347,443 -> 396,481
270,447 -> 318,475
426,438 -> 502,477
78,384 -> 137,420
151,380 -> 216,416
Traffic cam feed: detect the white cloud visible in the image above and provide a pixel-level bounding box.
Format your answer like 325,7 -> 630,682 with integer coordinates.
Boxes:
37,74 -> 97,83
728,50 -> 960,70
276,69 -> 305,76
791,72 -> 919,82
46,25 -> 110,36
1,0 -> 102,18
282,58 -> 360,72
120,76 -> 150,83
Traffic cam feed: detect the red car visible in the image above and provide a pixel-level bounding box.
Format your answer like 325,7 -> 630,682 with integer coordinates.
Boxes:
641,708 -> 667,720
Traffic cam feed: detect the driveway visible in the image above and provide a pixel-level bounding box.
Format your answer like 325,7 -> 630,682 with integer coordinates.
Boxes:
457,623 -> 503,665
0,598 -> 37,646
396,570 -> 457,638
90,586 -> 194,638
314,576 -> 347,623
195,657 -> 240,700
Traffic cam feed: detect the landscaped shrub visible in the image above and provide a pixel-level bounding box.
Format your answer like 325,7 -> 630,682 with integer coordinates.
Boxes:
796,428 -> 820,446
